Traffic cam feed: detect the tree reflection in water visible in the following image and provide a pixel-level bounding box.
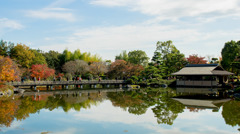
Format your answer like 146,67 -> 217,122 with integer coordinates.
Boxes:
152,94 -> 185,125
0,88 -> 185,128
107,88 -> 185,125
0,92 -> 105,128
1,88 -> 240,129
0,100 -> 18,127
222,100 -> 240,127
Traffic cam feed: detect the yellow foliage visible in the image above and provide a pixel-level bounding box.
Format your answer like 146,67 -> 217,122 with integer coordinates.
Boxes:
0,56 -> 20,82
11,44 -> 35,68
0,100 -> 18,127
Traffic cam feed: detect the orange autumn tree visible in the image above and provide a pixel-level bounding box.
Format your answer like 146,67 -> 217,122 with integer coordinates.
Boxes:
0,100 -> 18,127
30,64 -> 55,80
0,56 -> 21,82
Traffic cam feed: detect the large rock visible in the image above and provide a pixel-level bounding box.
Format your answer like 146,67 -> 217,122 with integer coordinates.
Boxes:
0,89 -> 13,97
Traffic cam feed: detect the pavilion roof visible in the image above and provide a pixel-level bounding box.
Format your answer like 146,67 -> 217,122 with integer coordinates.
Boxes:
172,64 -> 233,76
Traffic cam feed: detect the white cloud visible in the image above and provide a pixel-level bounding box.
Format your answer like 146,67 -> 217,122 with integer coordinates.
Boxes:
26,8 -> 75,22
90,0 -> 132,7
37,23 -> 240,60
73,100 -> 156,124
1,121 -> 23,133
28,128 -> 78,134
48,0 -> 76,8
90,0 -> 240,21
0,18 -> 23,30
70,100 -> 236,134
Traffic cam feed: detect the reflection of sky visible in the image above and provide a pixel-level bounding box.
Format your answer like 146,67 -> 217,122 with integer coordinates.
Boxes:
1,100 -> 238,134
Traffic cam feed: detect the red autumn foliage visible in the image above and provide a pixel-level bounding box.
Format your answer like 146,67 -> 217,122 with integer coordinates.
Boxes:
30,64 -> 55,79
108,60 -> 144,78
186,107 -> 204,112
186,54 -> 207,64
56,73 -> 64,78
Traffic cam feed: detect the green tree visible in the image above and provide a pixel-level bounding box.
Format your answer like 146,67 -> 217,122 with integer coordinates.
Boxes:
152,40 -> 186,77
44,50 -> 61,71
0,40 -> 14,56
115,50 -> 129,61
141,66 -> 161,79
58,49 -> 73,71
10,44 -> 35,68
211,58 -> 219,64
232,56 -> 240,75
31,49 -> 47,65
128,50 -> 149,67
221,40 -> 240,71
81,52 -> 102,63
71,49 -> 82,60
62,49 -> 72,63
151,51 -> 161,65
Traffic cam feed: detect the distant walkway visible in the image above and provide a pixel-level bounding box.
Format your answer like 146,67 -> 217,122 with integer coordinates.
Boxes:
7,80 -> 126,89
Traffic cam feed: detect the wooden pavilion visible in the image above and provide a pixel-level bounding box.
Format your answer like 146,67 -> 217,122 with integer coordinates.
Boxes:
172,64 -> 233,87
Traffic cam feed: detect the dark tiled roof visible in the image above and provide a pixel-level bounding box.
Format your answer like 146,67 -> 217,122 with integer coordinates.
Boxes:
185,64 -> 218,67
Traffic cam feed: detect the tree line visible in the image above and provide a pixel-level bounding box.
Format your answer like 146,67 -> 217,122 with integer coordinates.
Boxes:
0,39 -> 239,84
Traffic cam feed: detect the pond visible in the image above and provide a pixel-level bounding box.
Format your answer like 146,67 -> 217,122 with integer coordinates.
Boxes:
0,88 -> 239,134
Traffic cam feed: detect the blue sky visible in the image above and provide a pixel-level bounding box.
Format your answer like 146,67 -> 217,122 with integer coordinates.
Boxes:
1,0 -> 240,61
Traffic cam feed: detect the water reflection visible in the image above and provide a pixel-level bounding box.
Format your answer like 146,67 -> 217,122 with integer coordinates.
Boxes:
107,88 -> 185,125
222,100 -> 240,127
0,88 -> 239,133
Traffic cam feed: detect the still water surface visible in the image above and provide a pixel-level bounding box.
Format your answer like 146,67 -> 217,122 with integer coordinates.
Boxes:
0,88 -> 239,134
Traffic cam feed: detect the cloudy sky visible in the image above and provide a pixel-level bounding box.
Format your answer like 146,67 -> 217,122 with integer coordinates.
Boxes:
1,0 -> 240,61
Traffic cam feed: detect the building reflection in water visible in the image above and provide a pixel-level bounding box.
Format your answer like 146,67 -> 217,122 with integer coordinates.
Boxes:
0,88 -> 239,132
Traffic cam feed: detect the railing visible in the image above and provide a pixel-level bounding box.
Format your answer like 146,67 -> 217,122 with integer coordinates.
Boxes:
7,80 -> 125,86
176,80 -> 217,87
176,88 -> 218,94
